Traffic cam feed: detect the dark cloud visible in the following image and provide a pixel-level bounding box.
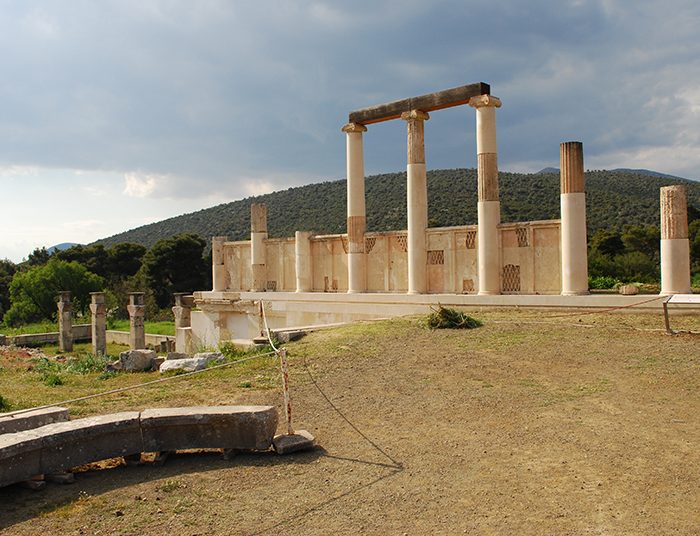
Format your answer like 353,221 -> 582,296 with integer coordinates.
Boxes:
0,0 -> 698,199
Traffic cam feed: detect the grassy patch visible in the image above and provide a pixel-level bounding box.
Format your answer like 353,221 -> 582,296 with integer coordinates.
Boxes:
107,319 -> 175,336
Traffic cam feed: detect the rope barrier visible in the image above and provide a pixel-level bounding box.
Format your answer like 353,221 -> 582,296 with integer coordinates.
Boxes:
542,294 -> 666,318
4,350 -> 277,418
258,299 -> 402,469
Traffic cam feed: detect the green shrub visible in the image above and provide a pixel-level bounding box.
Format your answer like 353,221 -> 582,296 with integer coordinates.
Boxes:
427,305 -> 482,330
65,353 -> 110,374
0,393 -> 10,411
588,276 -> 622,290
692,273 -> 700,289
33,357 -> 65,387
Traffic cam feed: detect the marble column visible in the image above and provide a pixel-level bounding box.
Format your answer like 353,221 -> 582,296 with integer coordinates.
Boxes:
127,292 -> 146,350
250,203 -> 268,292
560,141 -> 590,295
342,122 -> 368,293
469,95 -> 502,295
401,110 -> 430,294
660,185 -> 691,295
89,292 -> 106,355
212,236 -> 228,292
57,291 -> 73,352
295,231 -> 313,292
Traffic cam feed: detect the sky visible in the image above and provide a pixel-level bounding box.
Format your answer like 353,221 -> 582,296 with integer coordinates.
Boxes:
1,0 -> 699,262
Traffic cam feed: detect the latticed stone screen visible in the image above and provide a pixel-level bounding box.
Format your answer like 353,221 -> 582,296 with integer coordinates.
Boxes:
365,236 -> 377,254
501,264 -> 521,292
266,280 -> 277,291
516,227 -> 529,247
465,230 -> 477,249
396,235 -> 408,252
427,250 -> 445,265
462,278 -> 475,293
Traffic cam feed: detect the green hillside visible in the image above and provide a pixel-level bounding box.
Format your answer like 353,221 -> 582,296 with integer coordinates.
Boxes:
94,169 -> 700,249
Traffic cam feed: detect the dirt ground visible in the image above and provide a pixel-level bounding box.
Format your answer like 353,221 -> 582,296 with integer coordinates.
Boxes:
1,310 -> 698,535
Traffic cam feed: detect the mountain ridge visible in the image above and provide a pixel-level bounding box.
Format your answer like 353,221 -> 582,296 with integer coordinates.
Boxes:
93,168 -> 700,250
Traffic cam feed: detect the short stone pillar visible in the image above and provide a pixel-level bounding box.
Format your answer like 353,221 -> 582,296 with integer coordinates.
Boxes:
57,291 -> 73,352
89,292 -> 107,355
469,95 -> 502,295
660,185 -> 692,295
172,293 -> 194,329
127,292 -> 146,350
212,236 -> 228,292
343,122 -> 368,293
401,110 -> 430,295
295,231 -> 313,292
250,203 -> 268,292
560,141 -> 589,295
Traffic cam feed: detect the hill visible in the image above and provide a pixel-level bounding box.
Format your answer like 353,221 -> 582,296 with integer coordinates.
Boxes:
47,242 -> 81,253
94,169 -> 700,249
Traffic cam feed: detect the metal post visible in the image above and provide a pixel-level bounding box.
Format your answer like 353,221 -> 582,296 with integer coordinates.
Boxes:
278,348 -> 294,436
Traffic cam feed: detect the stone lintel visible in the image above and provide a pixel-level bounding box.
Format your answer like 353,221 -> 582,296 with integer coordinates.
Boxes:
349,82 -> 490,125
341,122 -> 367,133
400,110 -> 430,122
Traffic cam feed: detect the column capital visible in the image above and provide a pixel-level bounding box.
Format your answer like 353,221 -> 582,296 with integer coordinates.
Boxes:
468,95 -> 502,109
342,122 -> 367,133
400,110 -> 430,122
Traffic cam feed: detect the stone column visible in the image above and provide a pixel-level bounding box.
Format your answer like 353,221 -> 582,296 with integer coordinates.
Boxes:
89,292 -> 107,356
295,231 -> 313,292
560,141 -> 590,295
127,292 -> 146,350
250,203 -> 268,292
469,95 -> 502,295
212,236 -> 228,292
57,291 -> 73,352
660,185 -> 692,295
401,110 -> 430,294
343,122 -> 368,293
172,293 -> 194,329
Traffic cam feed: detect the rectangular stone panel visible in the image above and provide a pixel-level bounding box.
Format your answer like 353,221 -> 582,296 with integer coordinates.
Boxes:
0,430 -> 43,487
0,407 -> 70,435
140,406 -> 278,452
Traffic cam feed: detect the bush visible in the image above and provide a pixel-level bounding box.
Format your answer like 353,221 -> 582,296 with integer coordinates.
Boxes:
427,305 -> 482,330
0,393 -> 10,411
588,276 -> 622,290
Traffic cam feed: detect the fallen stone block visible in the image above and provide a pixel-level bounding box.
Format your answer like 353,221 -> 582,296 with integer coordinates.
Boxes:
166,352 -> 190,360
39,412 -> 142,475
619,284 -> 639,295
0,407 -> 70,435
151,357 -> 165,370
273,430 -> 316,455
193,352 -> 225,362
118,349 -> 156,372
159,357 -> 211,373
140,406 -> 278,452
0,430 -> 43,488
274,330 -> 306,343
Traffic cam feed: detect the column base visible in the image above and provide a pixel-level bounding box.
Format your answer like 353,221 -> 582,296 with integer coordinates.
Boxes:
478,291 -> 500,296
561,291 -> 590,296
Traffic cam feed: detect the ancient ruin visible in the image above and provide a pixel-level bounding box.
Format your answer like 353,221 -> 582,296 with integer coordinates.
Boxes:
189,82 -> 694,347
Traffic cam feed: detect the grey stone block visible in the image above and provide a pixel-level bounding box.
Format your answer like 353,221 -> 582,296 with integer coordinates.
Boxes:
118,350 -> 156,372
166,352 -> 190,360
273,430 -> 316,455
0,430 -> 43,487
0,407 -> 70,435
39,412 -> 142,475
140,406 -> 278,452
193,352 -> 225,362
159,357 -> 210,373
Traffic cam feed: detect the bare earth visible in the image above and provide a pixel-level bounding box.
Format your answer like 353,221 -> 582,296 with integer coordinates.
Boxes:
1,310 -> 698,535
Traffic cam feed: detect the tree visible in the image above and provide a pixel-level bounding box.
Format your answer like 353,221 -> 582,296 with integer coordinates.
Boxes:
55,244 -> 109,278
25,247 -> 52,266
107,243 -> 147,281
4,259 -> 103,326
140,234 -> 208,308
0,259 -> 17,321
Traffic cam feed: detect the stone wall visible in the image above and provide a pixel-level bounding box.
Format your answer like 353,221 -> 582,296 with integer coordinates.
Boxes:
220,220 -> 562,295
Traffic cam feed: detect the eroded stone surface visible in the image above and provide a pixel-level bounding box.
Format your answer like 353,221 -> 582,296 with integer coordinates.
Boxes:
273,430 -> 316,455
140,406 -> 278,452
118,349 -> 156,372
0,430 -> 44,487
0,407 -> 69,435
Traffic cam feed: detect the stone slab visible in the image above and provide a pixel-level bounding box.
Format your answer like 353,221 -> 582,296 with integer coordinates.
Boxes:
140,406 -> 278,452
39,412 -> 142,475
273,430 -> 316,455
0,407 -> 70,435
118,349 -> 156,372
0,430 -> 43,487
